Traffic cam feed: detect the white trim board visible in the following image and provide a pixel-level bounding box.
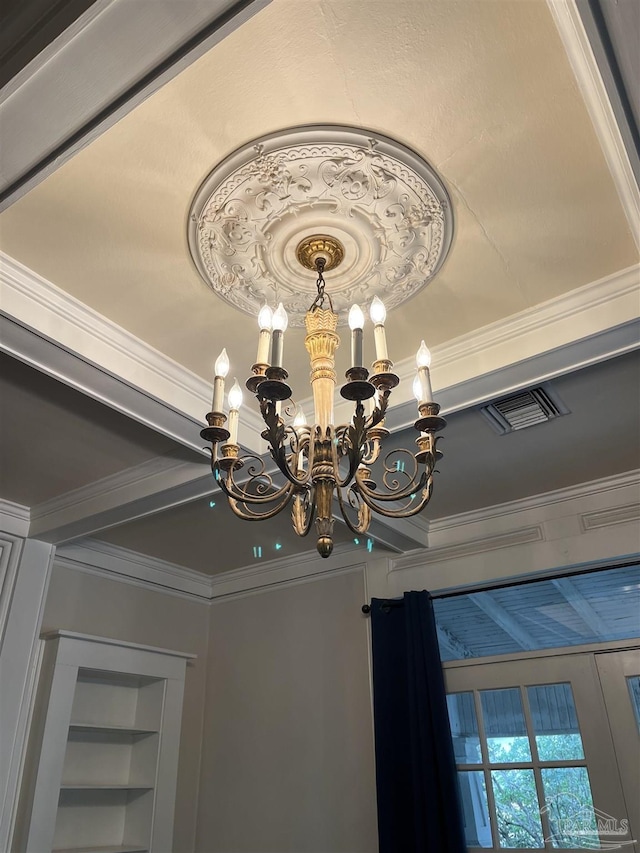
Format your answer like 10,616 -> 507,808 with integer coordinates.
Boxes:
0,501 -> 30,539
2,251 -> 638,455
54,540 -> 213,602
389,469 -> 640,593
546,0 -> 640,249
49,469 -> 640,603
0,0 -> 272,209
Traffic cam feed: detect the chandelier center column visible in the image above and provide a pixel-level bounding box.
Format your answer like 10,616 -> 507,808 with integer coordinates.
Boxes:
304,308 -> 340,432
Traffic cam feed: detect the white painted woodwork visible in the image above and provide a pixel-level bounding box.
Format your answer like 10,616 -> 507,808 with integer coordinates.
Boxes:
15,632 -> 194,853
595,649 -> 640,843
0,0 -> 272,209
0,534 -> 54,853
444,650 -> 638,851
547,0 -> 640,249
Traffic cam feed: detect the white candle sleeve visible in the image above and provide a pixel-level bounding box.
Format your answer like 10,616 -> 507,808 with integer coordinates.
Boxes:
373,324 -> 389,361
256,328 -> 271,364
418,367 -> 433,403
227,408 -> 239,444
212,376 -> 225,412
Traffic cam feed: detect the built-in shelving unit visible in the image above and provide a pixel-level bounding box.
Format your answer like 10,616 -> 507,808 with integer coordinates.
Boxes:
15,632 -> 194,853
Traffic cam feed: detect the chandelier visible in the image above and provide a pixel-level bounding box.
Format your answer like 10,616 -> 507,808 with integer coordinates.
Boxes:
201,234 -> 446,558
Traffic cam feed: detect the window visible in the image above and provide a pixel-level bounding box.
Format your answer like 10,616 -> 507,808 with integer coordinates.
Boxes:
445,652 -> 638,851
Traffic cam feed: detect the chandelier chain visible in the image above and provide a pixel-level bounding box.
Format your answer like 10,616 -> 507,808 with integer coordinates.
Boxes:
309,258 -> 334,313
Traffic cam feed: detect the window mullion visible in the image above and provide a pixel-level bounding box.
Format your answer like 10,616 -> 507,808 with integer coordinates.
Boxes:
521,684 -> 552,849
473,688 -> 500,850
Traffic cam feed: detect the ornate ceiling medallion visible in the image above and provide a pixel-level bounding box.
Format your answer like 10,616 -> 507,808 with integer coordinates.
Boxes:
188,125 -> 454,326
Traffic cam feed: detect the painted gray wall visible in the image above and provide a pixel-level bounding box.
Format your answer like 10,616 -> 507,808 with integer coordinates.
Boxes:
196,568 -> 379,853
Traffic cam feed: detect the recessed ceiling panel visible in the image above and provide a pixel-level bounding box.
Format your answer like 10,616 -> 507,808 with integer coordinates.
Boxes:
0,353 -> 195,506
0,0 -> 636,394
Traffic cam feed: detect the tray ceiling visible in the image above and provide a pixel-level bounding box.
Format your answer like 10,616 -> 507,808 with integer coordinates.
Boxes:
0,0 -> 636,394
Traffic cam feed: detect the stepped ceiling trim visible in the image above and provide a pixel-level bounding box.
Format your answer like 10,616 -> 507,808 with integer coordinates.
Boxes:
3,251 -> 637,454
546,0 -> 640,249
44,469 -> 640,599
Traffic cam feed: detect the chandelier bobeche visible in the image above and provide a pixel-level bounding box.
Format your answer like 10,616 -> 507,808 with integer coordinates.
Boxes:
201,235 -> 446,558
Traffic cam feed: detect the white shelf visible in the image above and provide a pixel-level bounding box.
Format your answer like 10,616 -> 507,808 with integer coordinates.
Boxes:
60,785 -> 153,791
19,632 -> 192,853
69,723 -> 158,736
53,846 -> 148,853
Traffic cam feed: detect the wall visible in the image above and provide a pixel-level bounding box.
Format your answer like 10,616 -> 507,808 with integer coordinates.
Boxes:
4,470 -> 638,852
41,562 -> 210,853
196,567 -> 378,853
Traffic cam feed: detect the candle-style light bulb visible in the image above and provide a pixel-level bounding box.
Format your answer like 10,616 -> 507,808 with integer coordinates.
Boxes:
370,297 -> 389,361
228,379 -> 243,411
416,340 -> 431,368
369,296 -> 387,326
348,304 -> 365,330
212,348 -> 230,411
293,406 -> 307,428
272,302 -> 288,332
227,378 -> 243,445
256,305 -> 273,364
215,348 -> 230,377
348,303 -> 365,368
258,304 -> 273,331
271,302 -> 288,367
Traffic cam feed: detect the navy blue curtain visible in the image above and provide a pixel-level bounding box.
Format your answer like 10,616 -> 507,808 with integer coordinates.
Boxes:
370,591 -> 466,852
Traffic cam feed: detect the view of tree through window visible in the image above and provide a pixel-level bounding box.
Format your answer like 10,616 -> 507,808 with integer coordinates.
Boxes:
448,684 -> 600,849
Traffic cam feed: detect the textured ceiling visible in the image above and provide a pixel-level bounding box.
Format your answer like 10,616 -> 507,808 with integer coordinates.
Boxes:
0,0 -> 636,396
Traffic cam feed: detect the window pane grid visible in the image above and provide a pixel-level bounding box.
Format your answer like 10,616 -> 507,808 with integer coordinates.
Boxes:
448,683 -> 600,850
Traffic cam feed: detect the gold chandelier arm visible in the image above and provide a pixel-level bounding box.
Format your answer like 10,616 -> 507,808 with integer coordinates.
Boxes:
330,427 -> 363,489
226,484 -> 296,521
361,435 -> 383,465
336,484 -> 371,535
353,473 -> 435,518
214,455 -> 294,505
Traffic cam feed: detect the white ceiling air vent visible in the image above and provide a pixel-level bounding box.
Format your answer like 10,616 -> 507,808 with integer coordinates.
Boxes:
480,385 -> 569,435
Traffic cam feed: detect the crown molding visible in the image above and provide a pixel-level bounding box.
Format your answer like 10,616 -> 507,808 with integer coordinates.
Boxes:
28,455 -> 212,544
0,500 -> 30,538
393,469 -> 640,574
429,469 -> 640,533
207,545 -> 367,601
54,536 -> 368,604
0,253 -> 270,455
0,252 -> 208,417
363,263 -> 640,427
47,469 -> 640,603
546,0 -> 640,249
403,526 -> 545,567
55,540 -> 213,602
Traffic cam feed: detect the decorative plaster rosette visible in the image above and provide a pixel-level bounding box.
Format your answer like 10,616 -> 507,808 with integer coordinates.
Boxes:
188,126 -> 453,326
